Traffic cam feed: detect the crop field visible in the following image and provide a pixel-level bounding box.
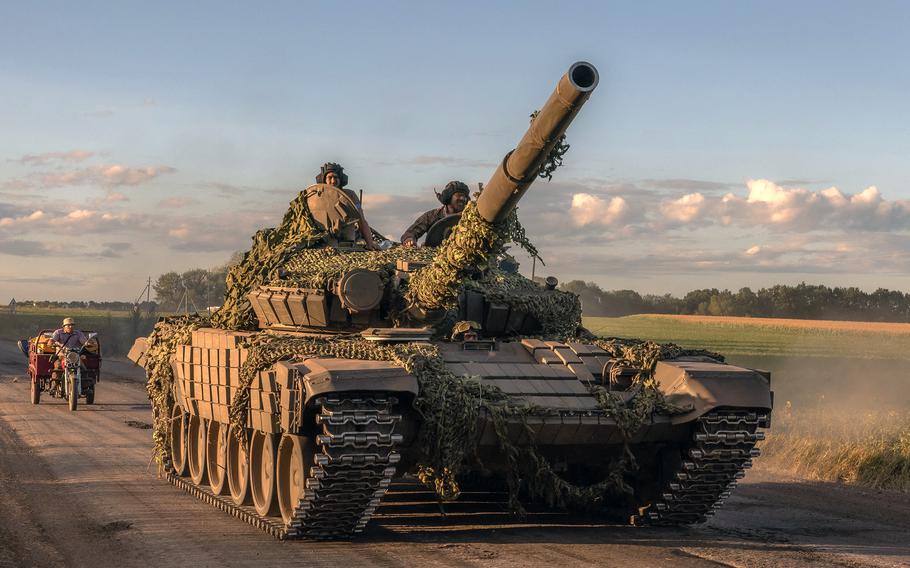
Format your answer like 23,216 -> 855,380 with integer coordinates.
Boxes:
583,314 -> 910,359
583,314 -> 910,493
0,307 -> 156,355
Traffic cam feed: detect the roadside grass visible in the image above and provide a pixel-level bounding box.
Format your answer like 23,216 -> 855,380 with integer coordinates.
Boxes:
583,314 -> 910,360
759,407 -> 910,493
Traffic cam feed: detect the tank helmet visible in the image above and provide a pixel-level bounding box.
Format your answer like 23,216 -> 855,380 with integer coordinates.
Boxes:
62,317 -> 75,326
315,162 -> 349,188
436,180 -> 470,205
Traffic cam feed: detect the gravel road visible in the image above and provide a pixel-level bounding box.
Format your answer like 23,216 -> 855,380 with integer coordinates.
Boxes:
1,340 -> 908,568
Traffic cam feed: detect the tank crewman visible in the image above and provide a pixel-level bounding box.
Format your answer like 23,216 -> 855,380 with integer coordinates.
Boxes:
316,162 -> 379,251
400,180 -> 470,247
52,317 -> 87,349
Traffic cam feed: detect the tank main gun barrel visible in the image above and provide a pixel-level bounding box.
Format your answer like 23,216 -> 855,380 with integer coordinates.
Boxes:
476,61 -> 599,224
408,61 -> 599,314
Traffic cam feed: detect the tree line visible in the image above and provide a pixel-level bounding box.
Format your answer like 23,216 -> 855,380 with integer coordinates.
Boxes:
561,281 -> 910,322
151,252 -> 242,312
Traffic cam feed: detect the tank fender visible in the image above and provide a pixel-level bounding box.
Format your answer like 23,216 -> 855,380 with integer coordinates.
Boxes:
654,357 -> 772,424
297,358 -> 419,406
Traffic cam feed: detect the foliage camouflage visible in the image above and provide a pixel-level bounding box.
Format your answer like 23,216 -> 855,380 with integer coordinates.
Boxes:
272,247 -> 436,289
211,191 -> 325,330
144,310 -> 721,508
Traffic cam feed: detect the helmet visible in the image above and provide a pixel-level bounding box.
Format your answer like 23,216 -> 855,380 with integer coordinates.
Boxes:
315,162 -> 349,188
62,317 -> 75,326
437,180 -> 469,205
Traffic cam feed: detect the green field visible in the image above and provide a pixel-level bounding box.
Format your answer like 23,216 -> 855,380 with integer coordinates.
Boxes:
584,315 -> 910,360
0,308 -> 157,355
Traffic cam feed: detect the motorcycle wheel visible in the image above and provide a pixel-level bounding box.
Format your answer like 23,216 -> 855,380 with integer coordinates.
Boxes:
85,389 -> 95,405
68,376 -> 78,411
30,376 -> 40,405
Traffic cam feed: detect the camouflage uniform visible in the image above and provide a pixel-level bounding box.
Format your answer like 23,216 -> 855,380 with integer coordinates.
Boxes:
400,206 -> 447,245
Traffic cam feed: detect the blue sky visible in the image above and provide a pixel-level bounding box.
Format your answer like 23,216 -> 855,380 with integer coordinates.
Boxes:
1,1 -> 908,301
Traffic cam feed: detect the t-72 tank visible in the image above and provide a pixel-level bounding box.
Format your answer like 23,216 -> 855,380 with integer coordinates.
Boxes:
132,61 -> 772,540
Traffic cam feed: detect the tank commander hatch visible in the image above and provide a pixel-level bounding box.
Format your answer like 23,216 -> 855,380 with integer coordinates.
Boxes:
315,162 -> 379,251
400,180 -> 469,247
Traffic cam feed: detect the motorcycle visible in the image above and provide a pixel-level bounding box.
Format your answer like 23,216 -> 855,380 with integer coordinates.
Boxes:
58,340 -> 95,411
21,330 -> 100,409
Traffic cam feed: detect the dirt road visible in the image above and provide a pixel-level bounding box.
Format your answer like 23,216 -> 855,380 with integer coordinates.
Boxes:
1,339 -> 908,568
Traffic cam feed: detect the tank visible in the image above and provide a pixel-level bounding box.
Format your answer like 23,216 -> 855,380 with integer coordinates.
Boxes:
132,61 -> 772,540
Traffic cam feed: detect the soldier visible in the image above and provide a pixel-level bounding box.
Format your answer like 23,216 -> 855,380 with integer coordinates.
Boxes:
316,162 -> 379,251
400,180 -> 469,247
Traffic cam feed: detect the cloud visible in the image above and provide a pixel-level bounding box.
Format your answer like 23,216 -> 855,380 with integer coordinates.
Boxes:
569,193 -> 628,226
143,98 -> 158,107
0,239 -> 51,256
105,192 -> 128,202
36,164 -> 176,188
0,210 -> 45,227
85,109 -> 114,118
13,150 -> 95,165
660,192 -> 706,223
715,179 -> 910,231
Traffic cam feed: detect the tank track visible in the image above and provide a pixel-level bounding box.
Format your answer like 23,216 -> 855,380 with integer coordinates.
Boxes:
290,395 -> 402,539
166,394 -> 401,540
632,409 -> 770,526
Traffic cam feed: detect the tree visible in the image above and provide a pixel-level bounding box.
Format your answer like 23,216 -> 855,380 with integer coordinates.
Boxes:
153,272 -> 183,311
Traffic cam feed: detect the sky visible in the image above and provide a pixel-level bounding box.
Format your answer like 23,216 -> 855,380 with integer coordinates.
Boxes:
1,1 -> 909,302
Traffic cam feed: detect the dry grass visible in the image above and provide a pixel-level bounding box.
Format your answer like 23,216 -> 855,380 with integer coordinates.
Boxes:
646,314 -> 910,334
759,406 -> 910,492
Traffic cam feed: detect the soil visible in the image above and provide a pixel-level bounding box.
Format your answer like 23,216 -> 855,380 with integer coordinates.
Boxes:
1,340 -> 908,568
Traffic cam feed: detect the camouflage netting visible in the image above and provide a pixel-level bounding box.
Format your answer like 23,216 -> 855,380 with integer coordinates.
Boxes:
269,247 -> 436,289
406,201 -> 499,311
143,312 -> 722,511
465,270 -> 581,336
211,191 -> 325,330
143,315 -> 209,468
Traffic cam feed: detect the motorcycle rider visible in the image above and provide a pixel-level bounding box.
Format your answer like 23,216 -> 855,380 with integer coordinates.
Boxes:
400,180 -> 469,247
52,317 -> 87,350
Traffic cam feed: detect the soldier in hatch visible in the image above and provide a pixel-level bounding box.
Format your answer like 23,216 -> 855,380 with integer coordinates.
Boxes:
316,162 -> 379,250
400,180 -> 469,247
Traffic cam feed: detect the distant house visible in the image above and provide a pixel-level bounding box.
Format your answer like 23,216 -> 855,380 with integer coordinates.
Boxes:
8,298 -> 16,314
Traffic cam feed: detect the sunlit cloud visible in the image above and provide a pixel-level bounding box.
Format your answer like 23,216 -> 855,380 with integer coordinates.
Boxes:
37,164 -> 177,188
660,192 -> 706,223
569,193 -> 628,226
0,210 -> 45,227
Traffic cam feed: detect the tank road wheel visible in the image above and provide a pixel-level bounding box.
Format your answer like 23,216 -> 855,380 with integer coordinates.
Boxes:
30,374 -> 40,405
187,416 -> 208,485
249,431 -> 279,517
206,421 -> 229,495
276,434 -> 316,526
169,404 -> 188,476
227,425 -> 251,505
